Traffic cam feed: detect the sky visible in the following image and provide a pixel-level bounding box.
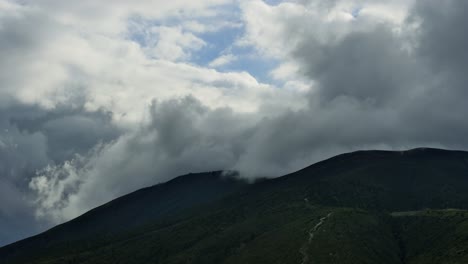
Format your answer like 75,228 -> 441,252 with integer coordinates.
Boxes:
0,0 -> 468,246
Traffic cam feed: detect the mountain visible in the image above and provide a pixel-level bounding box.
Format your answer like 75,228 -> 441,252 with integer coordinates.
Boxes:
2,148 -> 468,263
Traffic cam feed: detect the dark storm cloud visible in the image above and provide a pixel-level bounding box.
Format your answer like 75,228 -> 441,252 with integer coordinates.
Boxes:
414,0 -> 468,76
277,0 -> 468,151
10,104 -> 119,163
0,101 -> 120,245
295,26 -> 417,105
148,97 -> 253,161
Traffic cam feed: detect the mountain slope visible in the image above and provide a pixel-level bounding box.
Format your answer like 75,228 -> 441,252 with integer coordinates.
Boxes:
2,148 -> 468,264
393,209 -> 468,264
0,171 -> 248,263
268,148 -> 468,210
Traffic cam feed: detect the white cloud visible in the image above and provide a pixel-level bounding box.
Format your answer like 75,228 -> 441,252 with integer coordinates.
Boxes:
18,0 -> 235,35
138,26 -> 206,61
29,146 -> 102,222
0,0 -> 304,124
209,54 -> 237,67
270,61 -> 300,81
183,19 -> 242,33
239,0 -> 413,59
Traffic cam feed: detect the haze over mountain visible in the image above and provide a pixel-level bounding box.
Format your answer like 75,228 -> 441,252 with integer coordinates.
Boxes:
1,0 -> 468,248
2,148 -> 468,263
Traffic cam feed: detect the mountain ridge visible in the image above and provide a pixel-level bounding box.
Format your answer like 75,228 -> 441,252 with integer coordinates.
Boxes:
2,147 -> 468,264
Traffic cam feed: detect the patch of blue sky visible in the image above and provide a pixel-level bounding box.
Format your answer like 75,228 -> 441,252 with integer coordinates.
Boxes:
188,3 -> 242,62
125,16 -> 157,47
190,25 -> 243,66
126,3 -> 281,85
126,3 -> 241,61
215,46 -> 280,84
191,7 -> 280,83
352,5 -> 363,18
188,24 -> 280,83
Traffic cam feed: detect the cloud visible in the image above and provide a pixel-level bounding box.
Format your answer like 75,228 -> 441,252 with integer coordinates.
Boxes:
133,25 -> 207,61
209,54 -> 237,67
412,0 -> 468,90
238,0 -> 468,152
0,0 -> 277,116
0,100 -> 121,244
28,97 -> 260,222
17,0 -> 235,36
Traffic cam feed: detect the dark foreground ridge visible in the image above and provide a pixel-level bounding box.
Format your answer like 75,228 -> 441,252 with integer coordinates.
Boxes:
2,148 -> 468,264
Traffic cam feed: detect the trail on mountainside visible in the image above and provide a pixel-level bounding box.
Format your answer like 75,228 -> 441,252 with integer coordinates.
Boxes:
299,201 -> 333,264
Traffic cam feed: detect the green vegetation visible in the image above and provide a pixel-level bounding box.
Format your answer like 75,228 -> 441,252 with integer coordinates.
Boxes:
2,148 -> 468,263
394,209 -> 468,264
